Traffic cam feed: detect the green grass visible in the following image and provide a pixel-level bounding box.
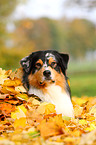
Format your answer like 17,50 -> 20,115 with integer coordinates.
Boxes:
68,61 -> 96,74
69,73 -> 96,97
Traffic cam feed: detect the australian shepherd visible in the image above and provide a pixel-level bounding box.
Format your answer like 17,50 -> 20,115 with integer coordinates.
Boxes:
20,50 -> 74,117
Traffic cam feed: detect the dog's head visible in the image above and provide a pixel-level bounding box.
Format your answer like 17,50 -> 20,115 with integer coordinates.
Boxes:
20,50 -> 69,89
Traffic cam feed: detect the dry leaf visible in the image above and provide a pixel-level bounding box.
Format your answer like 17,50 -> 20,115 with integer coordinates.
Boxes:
0,68 -> 96,145
11,105 -> 27,119
15,86 -> 27,93
74,105 -> 83,118
0,93 -> 9,99
1,86 -> 18,95
3,78 -> 22,87
14,117 -> 27,129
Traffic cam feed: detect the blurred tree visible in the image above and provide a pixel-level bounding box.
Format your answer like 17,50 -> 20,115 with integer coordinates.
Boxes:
31,18 -> 52,50
12,18 -> 96,59
62,19 -> 96,58
0,0 -> 18,47
13,18 -> 50,52
0,0 -> 26,70
13,18 -> 63,52
0,1 -> 17,18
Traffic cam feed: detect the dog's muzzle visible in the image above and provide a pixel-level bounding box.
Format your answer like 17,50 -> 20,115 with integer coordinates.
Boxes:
39,70 -> 55,85
43,70 -> 51,80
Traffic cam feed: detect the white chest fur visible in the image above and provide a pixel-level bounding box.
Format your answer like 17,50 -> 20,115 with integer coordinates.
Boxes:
28,84 -> 74,117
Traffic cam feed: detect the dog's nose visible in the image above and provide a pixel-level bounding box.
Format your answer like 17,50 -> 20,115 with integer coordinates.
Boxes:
43,70 -> 51,77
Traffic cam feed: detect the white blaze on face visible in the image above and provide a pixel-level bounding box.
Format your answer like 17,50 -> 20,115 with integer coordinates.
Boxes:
40,53 -> 55,81
45,53 -> 56,61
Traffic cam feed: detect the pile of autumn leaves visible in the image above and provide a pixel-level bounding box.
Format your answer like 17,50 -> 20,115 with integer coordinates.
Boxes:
0,68 -> 96,145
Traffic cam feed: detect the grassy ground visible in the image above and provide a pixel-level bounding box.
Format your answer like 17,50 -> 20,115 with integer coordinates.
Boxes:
67,61 -> 96,97
68,72 -> 96,97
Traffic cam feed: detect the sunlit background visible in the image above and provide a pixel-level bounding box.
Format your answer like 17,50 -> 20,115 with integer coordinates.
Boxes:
0,0 -> 96,97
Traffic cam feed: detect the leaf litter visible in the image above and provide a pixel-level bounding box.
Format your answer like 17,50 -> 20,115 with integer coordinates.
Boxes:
0,68 -> 96,145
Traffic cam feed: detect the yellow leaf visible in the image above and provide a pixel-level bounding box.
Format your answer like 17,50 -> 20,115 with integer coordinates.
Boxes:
9,68 -> 23,80
3,78 -> 22,87
79,119 -> 88,125
37,119 -> 61,137
45,103 -> 56,115
85,123 -> 96,132
89,105 -> 96,118
0,76 -> 9,85
72,97 -> 88,106
64,137 -> 75,142
14,118 -> 27,129
37,114 -> 64,138
74,105 -> 83,117
62,116 -> 71,121
0,68 -> 8,85
37,103 -> 56,115
1,86 -> 17,94
15,93 -> 28,101
0,68 -> 6,75
72,130 -> 81,137
11,105 -> 27,119
15,86 -> 27,93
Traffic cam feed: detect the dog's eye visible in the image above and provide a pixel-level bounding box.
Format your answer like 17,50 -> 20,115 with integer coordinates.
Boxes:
51,62 -> 57,68
35,63 -> 42,69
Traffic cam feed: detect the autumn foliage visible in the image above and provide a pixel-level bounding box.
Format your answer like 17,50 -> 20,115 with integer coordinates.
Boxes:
0,68 -> 96,145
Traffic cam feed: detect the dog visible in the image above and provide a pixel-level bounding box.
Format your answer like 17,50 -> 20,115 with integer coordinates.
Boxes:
20,50 -> 74,117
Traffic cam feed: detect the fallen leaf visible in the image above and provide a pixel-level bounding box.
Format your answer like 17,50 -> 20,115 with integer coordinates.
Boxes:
0,68 -> 96,145
0,103 -> 15,117
45,103 -> 56,115
37,102 -> 56,115
3,78 -> 22,87
37,120 -> 63,138
0,94 -> 9,99
1,86 -> 18,95
15,93 -> 28,101
11,105 -> 27,119
14,117 -> 27,129
79,119 -> 88,125
62,116 -> 71,121
74,105 -> 83,118
85,123 -> 96,132
10,68 -> 23,80
89,105 -> 96,118
15,86 -> 27,93
37,115 -> 64,138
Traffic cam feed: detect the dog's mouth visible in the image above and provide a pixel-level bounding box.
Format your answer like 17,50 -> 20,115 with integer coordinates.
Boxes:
39,79 -> 55,86
45,76 -> 51,80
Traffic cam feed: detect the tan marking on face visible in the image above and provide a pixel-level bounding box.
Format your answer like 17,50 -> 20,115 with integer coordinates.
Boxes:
48,57 -> 57,68
48,67 -> 66,91
48,57 -> 54,65
36,59 -> 43,65
35,59 -> 43,69
28,67 -> 45,89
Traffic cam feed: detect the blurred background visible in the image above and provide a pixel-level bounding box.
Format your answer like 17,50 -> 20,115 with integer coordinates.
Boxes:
0,0 -> 96,97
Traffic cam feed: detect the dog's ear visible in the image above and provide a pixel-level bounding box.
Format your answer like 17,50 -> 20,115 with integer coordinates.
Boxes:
20,54 -> 33,73
60,53 -> 69,69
